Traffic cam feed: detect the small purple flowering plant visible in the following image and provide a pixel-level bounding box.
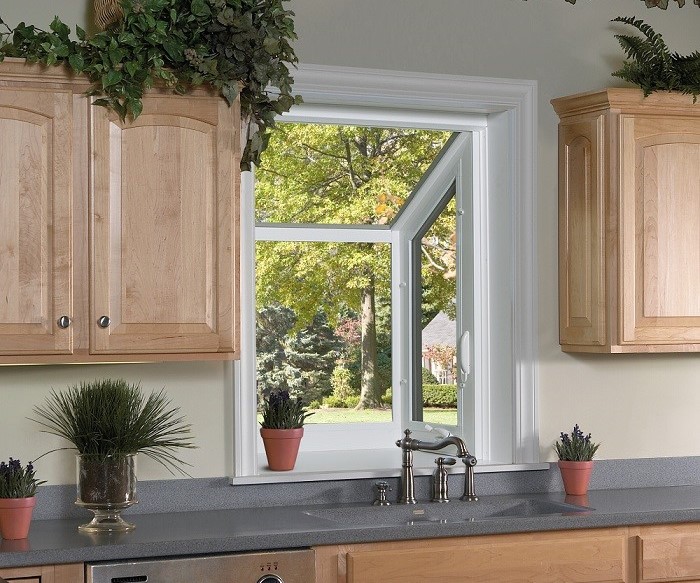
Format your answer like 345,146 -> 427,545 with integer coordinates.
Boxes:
554,425 -> 600,462
260,390 -> 313,430
0,458 -> 45,498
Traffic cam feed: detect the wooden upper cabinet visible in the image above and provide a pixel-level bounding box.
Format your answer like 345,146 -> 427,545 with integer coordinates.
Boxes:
91,95 -> 239,355
0,85 -> 73,356
0,60 -> 240,362
552,88 -> 700,353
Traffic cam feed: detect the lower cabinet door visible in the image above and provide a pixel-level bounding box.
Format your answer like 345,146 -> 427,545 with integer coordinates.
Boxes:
316,529 -> 631,583
0,563 -> 83,583
637,524 -> 700,582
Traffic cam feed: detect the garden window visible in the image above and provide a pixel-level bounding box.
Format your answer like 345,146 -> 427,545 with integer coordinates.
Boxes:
230,66 -> 540,482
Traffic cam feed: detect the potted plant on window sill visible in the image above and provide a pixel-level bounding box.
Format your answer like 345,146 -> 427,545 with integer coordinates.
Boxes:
554,424 -> 600,496
0,458 -> 45,540
32,379 -> 195,533
260,391 -> 313,471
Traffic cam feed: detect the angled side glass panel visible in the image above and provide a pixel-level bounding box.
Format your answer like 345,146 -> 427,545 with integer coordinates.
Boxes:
255,240 -> 392,424
410,184 -> 459,427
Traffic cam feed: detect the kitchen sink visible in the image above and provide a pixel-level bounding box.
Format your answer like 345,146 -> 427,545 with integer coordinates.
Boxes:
303,496 -> 592,527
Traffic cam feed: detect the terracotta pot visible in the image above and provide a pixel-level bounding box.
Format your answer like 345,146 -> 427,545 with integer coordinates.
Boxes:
0,496 -> 36,540
260,428 -> 304,471
558,460 -> 594,496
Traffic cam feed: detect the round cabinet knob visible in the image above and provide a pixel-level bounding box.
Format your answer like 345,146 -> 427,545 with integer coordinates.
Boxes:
97,315 -> 111,328
57,315 -> 71,329
257,576 -> 283,583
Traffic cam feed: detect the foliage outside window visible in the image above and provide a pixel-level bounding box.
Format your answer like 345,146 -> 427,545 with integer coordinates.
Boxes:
255,123 -> 454,423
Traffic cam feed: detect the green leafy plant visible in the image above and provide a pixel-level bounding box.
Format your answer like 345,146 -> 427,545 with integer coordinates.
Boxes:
611,16 -> 700,99
0,459 -> 45,498
422,384 -> 458,408
554,424 -> 600,462
0,0 -> 300,169
259,390 -> 313,429
32,379 -> 195,474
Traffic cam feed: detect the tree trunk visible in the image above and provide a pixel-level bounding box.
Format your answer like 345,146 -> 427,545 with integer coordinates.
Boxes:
356,279 -> 382,409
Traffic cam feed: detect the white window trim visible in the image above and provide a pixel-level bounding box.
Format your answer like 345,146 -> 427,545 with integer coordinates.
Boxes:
230,64 -> 540,483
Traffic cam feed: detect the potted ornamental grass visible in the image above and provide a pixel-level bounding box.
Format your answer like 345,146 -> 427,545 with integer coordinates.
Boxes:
259,390 -> 313,471
554,424 -> 600,496
0,458 -> 45,539
32,379 -> 194,532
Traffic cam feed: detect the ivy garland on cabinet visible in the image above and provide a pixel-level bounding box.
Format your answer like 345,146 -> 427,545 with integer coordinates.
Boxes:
0,0 -> 301,170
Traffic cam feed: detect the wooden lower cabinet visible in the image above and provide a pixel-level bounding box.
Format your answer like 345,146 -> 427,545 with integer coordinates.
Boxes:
315,528 -> 632,583
315,524 -> 700,583
0,563 -> 83,583
635,524 -> 700,583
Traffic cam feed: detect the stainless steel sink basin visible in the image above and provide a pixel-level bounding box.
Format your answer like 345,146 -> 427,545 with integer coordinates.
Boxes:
303,497 -> 591,527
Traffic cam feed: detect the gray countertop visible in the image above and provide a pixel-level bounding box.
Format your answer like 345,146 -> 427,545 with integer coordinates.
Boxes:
1,485 -> 699,568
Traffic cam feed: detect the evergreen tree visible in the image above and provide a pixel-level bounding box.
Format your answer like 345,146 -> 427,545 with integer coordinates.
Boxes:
256,305 -> 341,406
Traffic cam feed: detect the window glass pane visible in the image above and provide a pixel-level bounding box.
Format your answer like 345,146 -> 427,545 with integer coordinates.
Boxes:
413,190 -> 458,427
256,241 -> 392,424
256,123 -> 452,225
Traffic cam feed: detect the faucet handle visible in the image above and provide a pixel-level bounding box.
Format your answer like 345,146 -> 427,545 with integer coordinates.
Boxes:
435,457 -> 456,466
373,481 -> 392,506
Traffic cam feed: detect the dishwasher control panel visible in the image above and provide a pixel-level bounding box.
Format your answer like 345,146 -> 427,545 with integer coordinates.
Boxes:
87,549 -> 315,583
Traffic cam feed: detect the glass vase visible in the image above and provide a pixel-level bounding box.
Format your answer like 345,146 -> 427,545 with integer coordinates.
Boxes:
75,453 -> 137,532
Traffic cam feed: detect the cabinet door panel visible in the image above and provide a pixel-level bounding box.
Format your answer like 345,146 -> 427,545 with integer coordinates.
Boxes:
620,116 -> 700,344
559,115 -> 606,347
638,530 -> 700,582
91,95 -> 239,355
0,87 -> 73,354
346,535 -> 626,582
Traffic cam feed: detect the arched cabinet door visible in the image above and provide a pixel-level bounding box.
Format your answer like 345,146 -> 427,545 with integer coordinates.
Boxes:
90,94 -> 240,356
0,87 -> 73,355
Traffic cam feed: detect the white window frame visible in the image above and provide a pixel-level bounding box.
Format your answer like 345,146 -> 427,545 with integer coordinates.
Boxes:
230,65 -> 540,483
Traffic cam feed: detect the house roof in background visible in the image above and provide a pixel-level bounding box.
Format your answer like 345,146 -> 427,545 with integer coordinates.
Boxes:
421,311 -> 456,349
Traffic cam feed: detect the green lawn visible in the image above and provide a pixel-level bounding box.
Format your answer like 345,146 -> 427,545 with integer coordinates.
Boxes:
257,407 -> 458,425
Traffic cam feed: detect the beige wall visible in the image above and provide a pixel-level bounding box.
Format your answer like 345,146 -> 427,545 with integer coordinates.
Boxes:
1,0 -> 699,484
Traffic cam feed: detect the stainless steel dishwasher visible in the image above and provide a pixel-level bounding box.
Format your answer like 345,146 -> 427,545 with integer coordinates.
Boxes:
86,549 -> 315,583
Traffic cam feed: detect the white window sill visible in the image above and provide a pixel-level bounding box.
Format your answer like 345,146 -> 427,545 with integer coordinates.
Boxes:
228,448 -> 549,485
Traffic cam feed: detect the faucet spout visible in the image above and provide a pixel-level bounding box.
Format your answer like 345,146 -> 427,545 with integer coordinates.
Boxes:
395,429 -> 478,504
409,435 -> 469,458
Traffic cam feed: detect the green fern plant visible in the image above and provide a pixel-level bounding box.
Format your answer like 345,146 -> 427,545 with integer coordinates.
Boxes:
612,16 -> 700,100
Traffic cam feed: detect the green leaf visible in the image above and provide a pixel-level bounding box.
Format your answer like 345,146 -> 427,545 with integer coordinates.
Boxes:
68,53 -> 85,71
221,82 -> 239,105
128,97 -> 143,119
109,47 -> 126,66
162,38 -> 184,61
124,60 -> 139,77
191,0 -> 211,17
50,17 -> 71,40
75,25 -> 86,41
102,69 -> 123,88
55,44 -> 71,58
